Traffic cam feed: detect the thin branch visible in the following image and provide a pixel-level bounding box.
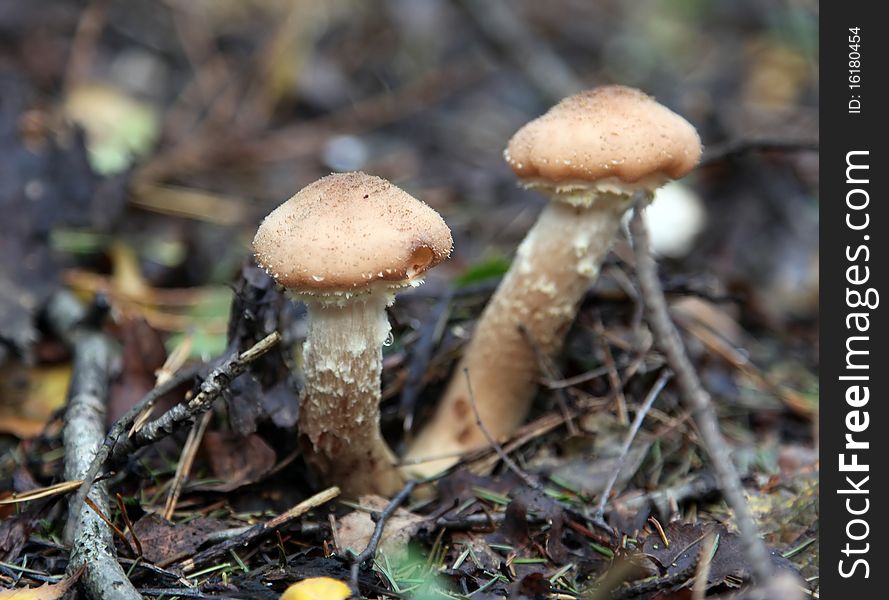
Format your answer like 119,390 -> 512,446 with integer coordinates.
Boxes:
592,370 -> 672,526
348,480 -> 418,593
83,496 -> 137,557
68,332 -> 278,535
108,332 -> 280,464
178,486 -> 340,573
692,533 -> 719,600
138,588 -> 239,599
69,362 -> 203,531
46,291 -> 142,600
115,493 -> 143,558
163,410 -> 212,519
518,324 -> 578,436
616,472 -> 719,519
462,367 -> 538,490
595,317 -> 629,425
628,201 -> 773,582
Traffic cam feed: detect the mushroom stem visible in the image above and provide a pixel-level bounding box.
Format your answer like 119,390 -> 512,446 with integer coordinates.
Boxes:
405,190 -> 635,476
299,292 -> 403,497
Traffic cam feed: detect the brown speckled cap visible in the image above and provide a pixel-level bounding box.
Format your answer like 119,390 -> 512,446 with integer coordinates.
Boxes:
253,172 -> 452,293
504,85 -> 702,185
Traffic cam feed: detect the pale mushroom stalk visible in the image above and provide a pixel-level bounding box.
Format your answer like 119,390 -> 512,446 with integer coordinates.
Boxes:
406,189 -> 644,475
253,172 -> 452,497
299,292 -> 401,496
405,86 -> 701,477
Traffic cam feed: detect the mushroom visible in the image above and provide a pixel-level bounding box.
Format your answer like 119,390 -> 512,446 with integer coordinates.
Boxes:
405,86 -> 701,476
253,172 -> 452,496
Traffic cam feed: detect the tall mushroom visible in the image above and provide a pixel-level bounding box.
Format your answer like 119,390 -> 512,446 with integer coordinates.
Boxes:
253,172 -> 452,496
405,85 -> 701,476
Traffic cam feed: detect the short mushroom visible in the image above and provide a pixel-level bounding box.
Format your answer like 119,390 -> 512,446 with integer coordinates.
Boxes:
254,172 -> 452,496
405,85 -> 701,476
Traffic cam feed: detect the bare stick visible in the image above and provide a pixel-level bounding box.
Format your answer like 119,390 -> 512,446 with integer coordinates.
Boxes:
595,318 -> 629,425
69,333 -> 277,534
163,410 -> 212,519
592,370 -> 671,526
47,291 -> 142,600
108,332 -> 280,464
69,362 -> 203,533
115,493 -> 143,558
692,533 -> 719,600
617,472 -> 718,518
83,496 -> 137,557
518,324 -> 578,436
348,480 -> 418,593
463,368 -> 538,490
628,202 -> 773,582
179,486 -> 340,573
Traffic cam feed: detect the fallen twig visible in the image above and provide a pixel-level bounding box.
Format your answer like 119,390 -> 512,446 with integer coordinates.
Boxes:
69,362 -> 203,531
163,410 -> 212,519
628,201 -> 773,582
463,368 -> 539,490
616,472 -> 719,519
592,370 -> 672,527
692,533 -> 719,600
67,332 -> 278,541
178,486 -> 340,573
518,324 -> 578,436
0,479 -> 85,505
595,317 -> 629,425
46,291 -> 142,600
348,480 -> 418,593
138,588 -> 238,599
108,332 -> 280,464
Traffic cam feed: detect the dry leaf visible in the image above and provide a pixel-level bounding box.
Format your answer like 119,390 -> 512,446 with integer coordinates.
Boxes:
131,513 -> 227,564
195,431 -> 276,492
336,495 -> 427,563
0,364 -> 70,438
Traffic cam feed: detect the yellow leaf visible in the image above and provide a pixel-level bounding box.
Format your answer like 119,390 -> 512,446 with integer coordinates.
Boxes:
279,577 -> 351,600
0,364 -> 71,439
110,241 -> 150,301
63,82 -> 159,175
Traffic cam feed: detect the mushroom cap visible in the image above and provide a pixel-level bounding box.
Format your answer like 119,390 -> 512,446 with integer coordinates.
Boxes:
253,172 -> 453,294
504,85 -> 702,186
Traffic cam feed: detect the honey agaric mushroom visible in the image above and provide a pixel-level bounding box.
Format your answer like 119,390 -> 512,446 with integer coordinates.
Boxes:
253,172 -> 452,496
405,85 -> 702,476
